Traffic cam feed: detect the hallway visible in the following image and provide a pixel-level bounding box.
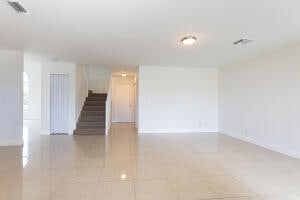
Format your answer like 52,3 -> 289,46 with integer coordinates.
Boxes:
0,123 -> 300,199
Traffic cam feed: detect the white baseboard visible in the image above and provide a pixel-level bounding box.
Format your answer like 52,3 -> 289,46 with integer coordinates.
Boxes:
0,139 -> 23,146
138,128 -> 218,134
40,129 -> 73,135
40,129 -> 50,135
221,130 -> 300,159
23,117 -> 41,120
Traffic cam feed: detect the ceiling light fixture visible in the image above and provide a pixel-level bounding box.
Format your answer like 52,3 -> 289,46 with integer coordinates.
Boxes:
233,39 -> 252,46
121,72 -> 127,77
181,36 -> 197,46
120,174 -> 127,180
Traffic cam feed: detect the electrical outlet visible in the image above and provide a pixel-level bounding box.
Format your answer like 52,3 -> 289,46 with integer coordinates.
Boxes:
244,129 -> 248,136
198,123 -> 203,128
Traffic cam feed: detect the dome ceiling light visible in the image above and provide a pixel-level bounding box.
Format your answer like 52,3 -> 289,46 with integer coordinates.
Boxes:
181,36 -> 197,46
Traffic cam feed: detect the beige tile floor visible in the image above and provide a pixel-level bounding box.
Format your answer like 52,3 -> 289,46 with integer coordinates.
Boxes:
0,121 -> 300,200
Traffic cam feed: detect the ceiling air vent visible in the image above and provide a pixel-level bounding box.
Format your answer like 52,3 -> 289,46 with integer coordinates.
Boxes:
7,0 -> 28,14
233,39 -> 252,46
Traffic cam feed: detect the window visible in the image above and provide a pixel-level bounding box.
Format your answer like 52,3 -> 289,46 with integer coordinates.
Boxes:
23,72 -> 29,111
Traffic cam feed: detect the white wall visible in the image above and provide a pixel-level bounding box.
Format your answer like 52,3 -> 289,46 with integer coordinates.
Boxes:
85,66 -> 110,93
41,62 -> 76,135
219,43 -> 300,158
138,65 -> 218,133
24,54 -> 42,120
0,50 -> 23,146
75,65 -> 88,121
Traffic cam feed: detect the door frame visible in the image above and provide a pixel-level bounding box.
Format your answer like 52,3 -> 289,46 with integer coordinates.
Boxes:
41,64 -> 76,135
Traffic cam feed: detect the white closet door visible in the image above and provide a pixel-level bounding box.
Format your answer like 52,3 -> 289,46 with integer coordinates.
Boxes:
50,74 -> 69,134
113,83 -> 134,122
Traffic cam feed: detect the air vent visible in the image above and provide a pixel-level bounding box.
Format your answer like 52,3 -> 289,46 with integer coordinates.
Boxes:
233,39 -> 252,46
7,1 -> 28,14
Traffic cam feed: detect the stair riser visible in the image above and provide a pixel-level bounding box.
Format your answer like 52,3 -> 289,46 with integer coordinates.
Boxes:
74,129 -> 105,135
81,111 -> 105,116
84,101 -> 106,106
79,116 -> 105,122
86,97 -> 107,101
77,124 -> 105,129
88,94 -> 107,97
83,106 -> 105,111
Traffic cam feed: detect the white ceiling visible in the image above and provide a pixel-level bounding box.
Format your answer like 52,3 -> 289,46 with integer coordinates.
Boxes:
1,0 -> 300,68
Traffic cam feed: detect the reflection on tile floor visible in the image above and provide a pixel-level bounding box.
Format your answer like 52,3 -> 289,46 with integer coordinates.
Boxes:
1,121 -> 300,199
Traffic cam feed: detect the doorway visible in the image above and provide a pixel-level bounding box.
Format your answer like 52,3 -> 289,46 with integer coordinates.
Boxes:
50,74 -> 69,134
112,76 -> 135,123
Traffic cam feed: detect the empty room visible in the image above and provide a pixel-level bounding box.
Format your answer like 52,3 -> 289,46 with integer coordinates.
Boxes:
0,0 -> 300,200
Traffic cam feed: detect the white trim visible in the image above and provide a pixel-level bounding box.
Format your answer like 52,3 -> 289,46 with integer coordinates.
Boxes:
105,75 -> 113,135
0,139 -> 23,146
221,130 -> 300,159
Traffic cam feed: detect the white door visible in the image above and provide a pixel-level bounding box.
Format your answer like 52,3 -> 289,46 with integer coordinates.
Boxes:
50,74 -> 69,134
113,84 -> 133,122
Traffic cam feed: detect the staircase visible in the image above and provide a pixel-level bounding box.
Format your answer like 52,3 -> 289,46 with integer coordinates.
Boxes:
73,92 -> 107,135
